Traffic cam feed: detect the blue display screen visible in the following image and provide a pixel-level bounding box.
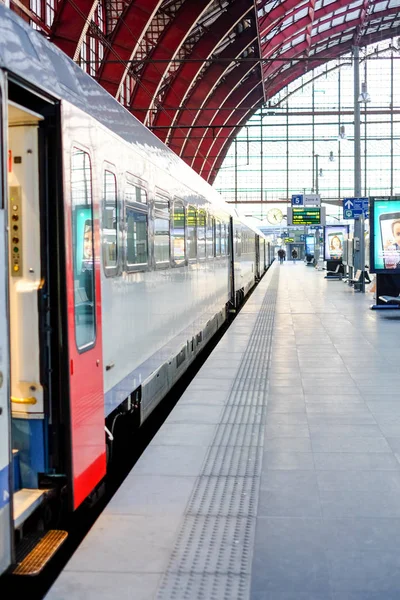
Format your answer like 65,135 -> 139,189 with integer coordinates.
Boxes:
305,235 -> 315,255
371,198 -> 400,273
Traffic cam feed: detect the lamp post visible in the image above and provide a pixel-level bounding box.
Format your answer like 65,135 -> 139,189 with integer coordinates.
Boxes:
353,45 -> 368,293
313,154 -> 324,194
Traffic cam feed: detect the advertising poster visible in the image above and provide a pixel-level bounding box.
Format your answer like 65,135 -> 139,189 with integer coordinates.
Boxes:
370,199 -> 400,273
324,225 -> 349,260
73,206 -> 93,276
305,235 -> 315,256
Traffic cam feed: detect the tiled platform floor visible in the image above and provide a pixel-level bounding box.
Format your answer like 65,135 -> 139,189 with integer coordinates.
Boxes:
46,262 -> 400,600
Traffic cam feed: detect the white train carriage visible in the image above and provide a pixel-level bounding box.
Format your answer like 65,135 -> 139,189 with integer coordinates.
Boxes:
0,5 -> 272,575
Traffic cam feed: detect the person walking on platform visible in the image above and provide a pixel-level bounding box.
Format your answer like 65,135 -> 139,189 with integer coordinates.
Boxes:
278,248 -> 285,264
291,248 -> 298,263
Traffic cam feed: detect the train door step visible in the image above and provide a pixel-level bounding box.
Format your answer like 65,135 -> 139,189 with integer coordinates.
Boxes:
13,488 -> 48,529
12,530 -> 68,575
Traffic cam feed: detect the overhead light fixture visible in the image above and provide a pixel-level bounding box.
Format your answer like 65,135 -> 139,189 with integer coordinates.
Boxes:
338,125 -> 346,141
358,82 -> 371,103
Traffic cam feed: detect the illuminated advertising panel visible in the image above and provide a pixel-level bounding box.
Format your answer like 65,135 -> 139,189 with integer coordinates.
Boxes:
305,234 -> 315,255
324,225 -> 349,260
370,198 -> 400,273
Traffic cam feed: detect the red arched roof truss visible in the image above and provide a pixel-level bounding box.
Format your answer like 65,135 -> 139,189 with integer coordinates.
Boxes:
175,63 -> 261,163
152,0 -> 254,141
97,0 -> 163,97
166,28 -> 258,152
186,73 -> 263,171
11,0 -> 400,181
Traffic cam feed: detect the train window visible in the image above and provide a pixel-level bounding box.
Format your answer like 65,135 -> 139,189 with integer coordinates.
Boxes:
206,215 -> 214,258
102,170 -> 118,274
236,229 -> 241,257
187,206 -> 197,260
215,220 -> 221,256
125,181 -> 147,204
126,207 -> 148,268
172,200 -> 185,265
197,210 -> 206,259
71,148 -> 96,351
221,223 -> 226,255
154,197 -> 170,264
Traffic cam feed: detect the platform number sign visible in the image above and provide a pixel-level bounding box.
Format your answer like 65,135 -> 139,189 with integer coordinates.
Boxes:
291,194 -> 304,206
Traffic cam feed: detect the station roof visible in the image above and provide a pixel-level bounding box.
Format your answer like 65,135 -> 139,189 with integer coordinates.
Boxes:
10,0 -> 400,183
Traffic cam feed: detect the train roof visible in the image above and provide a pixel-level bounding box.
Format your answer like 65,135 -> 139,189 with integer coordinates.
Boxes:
0,5 -> 266,239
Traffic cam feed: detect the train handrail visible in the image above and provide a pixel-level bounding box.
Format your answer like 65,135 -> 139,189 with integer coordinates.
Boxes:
11,396 -> 37,405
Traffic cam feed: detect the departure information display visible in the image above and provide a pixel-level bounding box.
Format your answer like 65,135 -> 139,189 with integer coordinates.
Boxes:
287,207 -> 326,226
292,208 -> 320,225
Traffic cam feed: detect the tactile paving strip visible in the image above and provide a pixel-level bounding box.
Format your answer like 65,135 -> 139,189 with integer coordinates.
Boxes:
157,271 -> 279,600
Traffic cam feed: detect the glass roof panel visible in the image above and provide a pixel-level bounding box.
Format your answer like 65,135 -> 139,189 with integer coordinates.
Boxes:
292,33 -> 306,45
318,21 -> 332,33
282,15 -> 294,27
334,6 -> 347,14
257,0 -> 400,118
295,7 -> 309,20
348,0 -> 363,8
374,0 -> 389,11
345,9 -> 360,20
332,15 -> 345,26
281,41 -> 292,52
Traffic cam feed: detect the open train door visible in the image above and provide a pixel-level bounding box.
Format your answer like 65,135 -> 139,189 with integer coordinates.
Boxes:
0,74 -> 12,575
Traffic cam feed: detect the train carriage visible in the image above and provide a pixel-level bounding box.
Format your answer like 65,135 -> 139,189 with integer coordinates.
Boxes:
0,4 -> 272,575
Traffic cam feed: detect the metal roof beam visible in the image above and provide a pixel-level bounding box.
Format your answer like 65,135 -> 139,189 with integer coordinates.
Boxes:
354,0 -> 373,45
264,26 -> 400,97
97,0 -> 162,97
152,0 -> 254,142
50,0 -> 98,59
167,28 -> 257,153
193,76 -> 262,171
197,84 -> 264,176
128,0 -> 213,124
258,0 -> 300,38
263,20 -> 358,81
174,62 -> 257,161
207,108 -> 261,183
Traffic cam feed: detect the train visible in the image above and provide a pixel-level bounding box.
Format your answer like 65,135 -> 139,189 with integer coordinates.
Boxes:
0,4 -> 273,576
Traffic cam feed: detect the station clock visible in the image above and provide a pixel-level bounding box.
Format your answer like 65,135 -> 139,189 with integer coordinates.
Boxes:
266,208 -> 283,225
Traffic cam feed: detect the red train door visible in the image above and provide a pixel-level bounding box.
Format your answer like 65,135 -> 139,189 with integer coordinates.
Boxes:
65,146 -> 106,509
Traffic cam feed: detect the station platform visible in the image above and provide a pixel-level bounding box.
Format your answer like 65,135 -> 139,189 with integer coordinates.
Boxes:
47,261 -> 400,600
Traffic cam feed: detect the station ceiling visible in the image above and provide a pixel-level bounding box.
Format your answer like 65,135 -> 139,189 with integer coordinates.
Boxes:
10,0 -> 400,184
